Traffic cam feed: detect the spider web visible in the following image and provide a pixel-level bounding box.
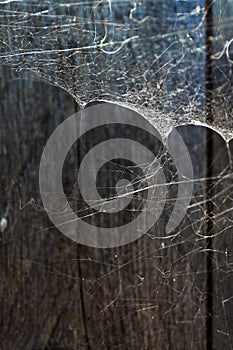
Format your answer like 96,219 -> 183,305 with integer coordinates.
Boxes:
0,1 -> 233,349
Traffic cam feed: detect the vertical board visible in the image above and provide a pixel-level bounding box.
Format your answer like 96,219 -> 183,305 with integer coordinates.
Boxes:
211,1 -> 233,348
0,78 -> 209,349
0,0 -> 226,349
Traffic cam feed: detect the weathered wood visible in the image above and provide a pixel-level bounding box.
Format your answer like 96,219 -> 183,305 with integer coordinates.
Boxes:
209,1 -> 233,348
1,0 -> 232,349
210,136 -> 233,349
0,77 -> 208,349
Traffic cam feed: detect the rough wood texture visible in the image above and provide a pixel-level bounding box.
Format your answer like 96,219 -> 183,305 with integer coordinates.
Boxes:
0,1 -> 232,349
211,134 -> 233,349
209,1 -> 233,348
0,77 -> 208,350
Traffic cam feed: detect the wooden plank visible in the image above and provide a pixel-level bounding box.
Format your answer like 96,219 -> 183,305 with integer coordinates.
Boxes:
69,121 -> 208,349
210,136 -> 233,349
0,77 -> 88,350
208,1 -> 233,348
0,1 -> 212,349
0,79 -> 208,349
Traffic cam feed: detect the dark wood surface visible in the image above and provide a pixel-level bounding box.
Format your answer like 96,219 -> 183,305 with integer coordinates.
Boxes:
0,73 -> 209,350
0,1 -> 233,349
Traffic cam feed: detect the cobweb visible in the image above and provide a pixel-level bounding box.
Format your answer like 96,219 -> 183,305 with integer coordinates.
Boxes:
0,0 -> 233,349
0,1 -> 209,127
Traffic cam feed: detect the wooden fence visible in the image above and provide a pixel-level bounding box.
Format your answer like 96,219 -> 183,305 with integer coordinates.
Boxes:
0,1 -> 233,349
